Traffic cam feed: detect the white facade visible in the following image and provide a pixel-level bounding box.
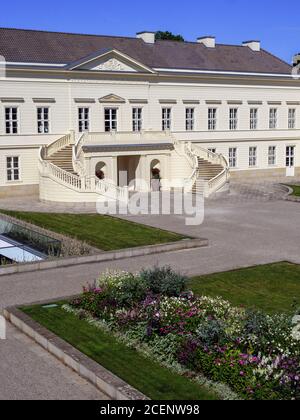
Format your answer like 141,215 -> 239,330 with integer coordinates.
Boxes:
0,31 -> 300,201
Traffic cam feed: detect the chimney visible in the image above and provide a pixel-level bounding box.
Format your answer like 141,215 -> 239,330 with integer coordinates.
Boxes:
136,31 -> 156,44
293,53 -> 300,67
243,40 -> 261,52
197,36 -> 216,48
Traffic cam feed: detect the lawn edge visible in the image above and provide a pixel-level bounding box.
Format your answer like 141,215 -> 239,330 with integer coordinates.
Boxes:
0,238 -> 208,277
3,302 -> 149,401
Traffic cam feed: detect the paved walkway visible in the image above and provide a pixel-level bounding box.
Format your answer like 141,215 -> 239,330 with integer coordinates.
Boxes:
1,187 -> 300,399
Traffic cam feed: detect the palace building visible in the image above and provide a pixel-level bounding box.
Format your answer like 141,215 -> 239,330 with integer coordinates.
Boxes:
0,27 -> 299,202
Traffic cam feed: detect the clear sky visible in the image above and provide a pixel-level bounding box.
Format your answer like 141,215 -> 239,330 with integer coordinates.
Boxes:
0,0 -> 299,64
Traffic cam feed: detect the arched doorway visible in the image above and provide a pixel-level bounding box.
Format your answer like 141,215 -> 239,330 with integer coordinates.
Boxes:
95,162 -> 107,180
150,159 -> 161,191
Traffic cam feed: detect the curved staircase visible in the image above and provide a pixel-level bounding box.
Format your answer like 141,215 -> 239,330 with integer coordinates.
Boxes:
39,133 -> 127,203
46,145 -> 77,175
183,143 -> 230,197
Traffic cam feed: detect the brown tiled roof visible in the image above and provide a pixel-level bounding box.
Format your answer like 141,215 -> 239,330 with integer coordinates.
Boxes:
0,27 -> 292,74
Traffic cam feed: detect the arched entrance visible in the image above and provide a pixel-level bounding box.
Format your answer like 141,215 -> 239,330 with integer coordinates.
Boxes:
150,159 -> 161,191
95,162 -> 107,180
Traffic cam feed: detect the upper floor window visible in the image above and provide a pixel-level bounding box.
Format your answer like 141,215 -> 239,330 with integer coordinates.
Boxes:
229,148 -> 237,168
269,108 -> 277,129
288,108 -> 296,129
268,146 -> 277,166
6,156 -> 20,181
250,108 -> 258,130
78,107 -> 90,133
249,147 -> 257,167
5,107 -> 18,134
37,107 -> 50,134
185,108 -> 194,131
229,108 -> 238,130
132,107 -> 142,132
208,108 -> 217,131
105,108 -> 118,132
162,108 -> 172,131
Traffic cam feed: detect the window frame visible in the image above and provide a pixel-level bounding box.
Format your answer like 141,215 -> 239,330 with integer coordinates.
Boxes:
269,108 -> 278,129
249,146 -> 257,167
185,107 -> 195,131
162,107 -> 172,131
78,107 -> 90,133
132,107 -> 143,132
250,108 -> 258,130
268,145 -> 277,166
229,108 -> 238,131
6,155 -> 21,182
288,108 -> 296,129
37,106 -> 50,134
104,107 -> 118,132
228,147 -> 237,168
208,108 -> 217,131
5,106 -> 19,135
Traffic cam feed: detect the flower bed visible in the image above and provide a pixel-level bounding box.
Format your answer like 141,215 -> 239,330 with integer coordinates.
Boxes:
65,268 -> 300,400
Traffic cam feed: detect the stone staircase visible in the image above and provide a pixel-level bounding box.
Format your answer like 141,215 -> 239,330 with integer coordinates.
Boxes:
193,157 -> 225,194
46,145 -> 77,175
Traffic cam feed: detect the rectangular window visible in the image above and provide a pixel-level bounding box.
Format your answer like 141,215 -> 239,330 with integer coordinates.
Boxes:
288,108 -> 296,129
268,146 -> 276,166
208,108 -> 217,131
132,107 -> 142,132
249,147 -> 257,167
229,148 -> 237,168
229,108 -> 238,130
162,108 -> 172,131
78,107 -> 90,132
286,146 -> 295,167
6,156 -> 20,181
37,107 -> 50,134
104,108 -> 118,132
250,108 -> 258,130
5,107 -> 18,134
185,108 -> 194,131
269,108 -> 277,129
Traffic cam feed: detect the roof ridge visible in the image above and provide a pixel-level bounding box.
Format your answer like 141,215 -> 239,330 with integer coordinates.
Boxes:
0,26 -> 139,41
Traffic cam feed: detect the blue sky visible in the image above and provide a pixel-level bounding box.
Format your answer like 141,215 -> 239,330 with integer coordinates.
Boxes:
0,0 -> 299,63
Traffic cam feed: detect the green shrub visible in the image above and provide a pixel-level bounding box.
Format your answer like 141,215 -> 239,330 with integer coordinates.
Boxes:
140,266 -> 187,297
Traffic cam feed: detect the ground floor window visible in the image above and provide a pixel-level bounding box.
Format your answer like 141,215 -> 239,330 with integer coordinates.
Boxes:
105,108 -> 118,132
229,147 -> 237,168
78,107 -> 90,132
268,146 -> 277,166
6,156 -> 20,181
249,147 -> 257,167
286,146 -> 295,167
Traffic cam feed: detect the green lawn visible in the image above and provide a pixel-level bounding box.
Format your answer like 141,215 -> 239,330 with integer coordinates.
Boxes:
188,262 -> 300,314
287,185 -> 300,197
22,304 -> 217,401
0,210 -> 186,251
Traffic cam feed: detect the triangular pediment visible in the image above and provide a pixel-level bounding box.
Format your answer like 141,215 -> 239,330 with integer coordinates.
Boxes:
99,94 -> 126,103
65,49 -> 156,74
